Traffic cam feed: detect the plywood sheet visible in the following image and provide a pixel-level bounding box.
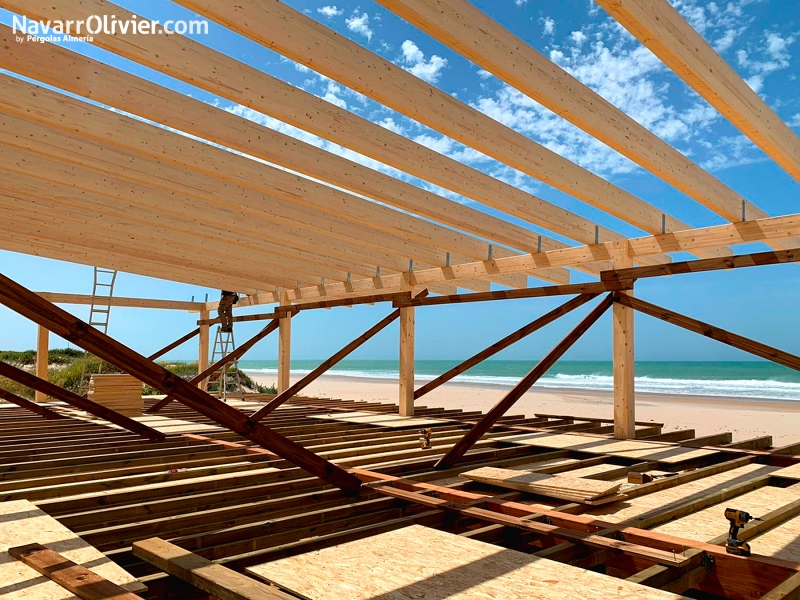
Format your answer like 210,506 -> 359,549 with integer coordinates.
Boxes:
653,487 -> 800,542
504,432 -> 718,463
751,513 -> 800,561
774,463 -> 800,481
0,499 -> 142,598
460,467 -> 622,502
246,525 -> 684,600
586,464 -> 777,524
133,415 -> 223,434
310,411 -> 447,428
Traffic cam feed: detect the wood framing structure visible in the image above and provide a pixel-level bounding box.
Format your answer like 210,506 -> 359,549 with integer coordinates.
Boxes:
1,0 -> 800,597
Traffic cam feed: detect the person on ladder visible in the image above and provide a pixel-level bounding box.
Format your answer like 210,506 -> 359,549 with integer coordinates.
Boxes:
217,291 -> 239,333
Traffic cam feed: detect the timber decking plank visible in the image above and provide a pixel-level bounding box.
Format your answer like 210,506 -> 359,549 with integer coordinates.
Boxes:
246,525 -> 685,599
309,411 -> 447,428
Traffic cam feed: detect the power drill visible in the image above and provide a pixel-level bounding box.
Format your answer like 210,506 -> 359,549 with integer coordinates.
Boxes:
724,507 -> 761,556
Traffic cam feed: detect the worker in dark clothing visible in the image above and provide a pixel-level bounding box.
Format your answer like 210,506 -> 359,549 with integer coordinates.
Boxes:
217,291 -> 239,333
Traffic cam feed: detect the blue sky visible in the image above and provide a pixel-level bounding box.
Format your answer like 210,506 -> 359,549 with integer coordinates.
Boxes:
0,0 -> 798,363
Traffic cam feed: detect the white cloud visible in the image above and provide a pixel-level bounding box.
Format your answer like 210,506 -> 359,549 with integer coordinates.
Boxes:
514,0 -> 527,5
378,117 -> 406,135
570,31 -> 587,46
399,40 -> 448,83
317,6 -> 343,18
541,17 -> 555,36
736,31 -> 796,93
477,69 -> 494,79
788,114 -> 800,127
345,12 -> 373,41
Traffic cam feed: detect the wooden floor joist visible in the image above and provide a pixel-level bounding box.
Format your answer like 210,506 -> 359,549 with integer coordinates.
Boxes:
0,387 -> 65,419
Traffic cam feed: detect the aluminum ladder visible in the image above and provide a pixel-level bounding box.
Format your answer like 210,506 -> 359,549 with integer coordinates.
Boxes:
78,267 -> 118,395
209,326 -> 243,400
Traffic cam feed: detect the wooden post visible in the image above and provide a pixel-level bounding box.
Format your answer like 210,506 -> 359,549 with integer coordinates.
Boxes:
35,325 -> 48,403
198,308 -> 209,390
612,240 -> 635,440
278,291 -> 292,393
399,279 -> 415,416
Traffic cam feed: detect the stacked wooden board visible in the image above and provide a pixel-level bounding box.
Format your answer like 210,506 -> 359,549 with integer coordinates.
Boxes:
246,525 -> 684,599
88,373 -> 143,416
460,466 -> 623,503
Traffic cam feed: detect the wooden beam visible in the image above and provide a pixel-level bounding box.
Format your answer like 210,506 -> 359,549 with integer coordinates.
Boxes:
371,0 -> 787,250
132,537 -> 296,600
9,543 -> 144,600
198,309 -> 210,391
414,293 -> 599,400
617,295 -> 800,371
148,328 -> 201,362
0,387 -> 65,419
278,292 -> 291,394
603,248 -> 800,283
760,572 -> 800,600
399,280 -> 416,417
595,0 -> 800,185
251,291 -> 429,422
149,320 -> 281,414
0,271 -> 362,493
0,361 -> 165,442
612,241 -> 635,440
35,324 -> 48,403
435,294 -> 613,469
37,292 -> 204,311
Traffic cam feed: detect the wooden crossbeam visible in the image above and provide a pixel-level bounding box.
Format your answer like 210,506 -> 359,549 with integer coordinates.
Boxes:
251,291 -> 429,422
435,294 -> 613,469
0,387 -> 65,419
603,248 -> 800,283
760,572 -> 800,600
148,327 -> 201,361
148,320 -> 281,414
37,292 -> 204,311
0,361 -> 164,442
595,0 -> 800,185
414,293 -> 599,400
9,543 -> 144,600
0,271 -> 362,493
616,295 -> 800,371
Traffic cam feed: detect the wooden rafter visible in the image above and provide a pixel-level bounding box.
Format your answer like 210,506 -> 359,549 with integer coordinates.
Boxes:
37,293 -> 204,311
0,271 -> 362,493
148,328 -> 201,362
0,387 -> 65,419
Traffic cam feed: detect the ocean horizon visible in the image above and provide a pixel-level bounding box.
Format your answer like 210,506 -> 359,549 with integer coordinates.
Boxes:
238,359 -> 800,402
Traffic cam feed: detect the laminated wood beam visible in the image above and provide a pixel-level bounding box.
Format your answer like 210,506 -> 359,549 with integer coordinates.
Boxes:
435,294 -> 613,469
148,328 -> 201,362
149,320 -> 281,414
616,295 -> 800,371
414,293 -> 599,399
603,248 -> 800,283
165,0 -> 723,258
0,271 -> 362,493
760,572 -> 800,600
0,361 -> 164,441
0,8 -> 656,261
35,324 -> 48,403
38,293 -> 204,311
372,0 -> 789,252
0,387 -> 66,419
595,0 -> 800,185
9,543 -> 144,600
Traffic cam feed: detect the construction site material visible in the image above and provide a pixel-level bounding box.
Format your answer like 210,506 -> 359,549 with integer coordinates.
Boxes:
0,499 -> 143,597
88,374 -> 144,417
309,410 -> 448,428
133,537 -> 294,600
459,466 -> 623,503
246,524 -> 683,599
10,542 -> 144,600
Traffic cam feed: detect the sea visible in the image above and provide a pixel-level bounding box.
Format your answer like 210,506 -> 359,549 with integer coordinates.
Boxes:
239,360 -> 800,402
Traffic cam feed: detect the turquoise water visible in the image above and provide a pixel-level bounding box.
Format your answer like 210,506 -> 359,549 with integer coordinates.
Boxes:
239,359 -> 800,401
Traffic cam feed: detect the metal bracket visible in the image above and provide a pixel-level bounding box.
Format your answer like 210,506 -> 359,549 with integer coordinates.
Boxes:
701,554 -> 715,572
537,235 -> 542,254
594,225 -> 600,245
376,266 -> 381,278
346,273 -> 351,282
409,259 -> 414,272
615,531 -> 626,541
543,516 -> 552,525
445,252 -> 451,267
661,213 -> 667,235
742,199 -> 747,222
488,244 -> 494,260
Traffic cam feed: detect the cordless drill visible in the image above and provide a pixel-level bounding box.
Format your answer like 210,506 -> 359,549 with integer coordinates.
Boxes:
724,508 -> 761,556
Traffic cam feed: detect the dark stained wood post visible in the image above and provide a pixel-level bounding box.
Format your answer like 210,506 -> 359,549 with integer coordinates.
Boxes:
0,387 -> 66,419
435,294 -> 614,470
0,271 -> 361,493
148,327 -> 201,361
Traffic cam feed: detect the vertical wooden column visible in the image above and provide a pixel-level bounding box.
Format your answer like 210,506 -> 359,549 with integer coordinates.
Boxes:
612,240 -> 635,439
35,325 -> 49,403
198,308 -> 210,390
399,278 -> 415,416
278,291 -> 292,393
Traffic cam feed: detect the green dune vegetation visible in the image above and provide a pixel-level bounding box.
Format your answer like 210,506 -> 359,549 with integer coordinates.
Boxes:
0,348 -> 276,399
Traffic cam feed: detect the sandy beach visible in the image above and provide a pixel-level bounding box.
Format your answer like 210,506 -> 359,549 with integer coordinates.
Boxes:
248,372 -> 800,446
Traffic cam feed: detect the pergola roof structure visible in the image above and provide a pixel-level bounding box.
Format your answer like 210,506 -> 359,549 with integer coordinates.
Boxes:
1,0 -> 797,306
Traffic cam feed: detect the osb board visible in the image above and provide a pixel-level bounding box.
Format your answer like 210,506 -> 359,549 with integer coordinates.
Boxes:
460,467 -> 622,501
751,513 -> 800,561
0,499 -> 143,598
774,463 -> 800,481
133,415 -> 223,434
504,432 -> 718,463
586,464 -> 778,524
653,487 -> 800,542
246,525 -> 685,600
310,411 -> 447,428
